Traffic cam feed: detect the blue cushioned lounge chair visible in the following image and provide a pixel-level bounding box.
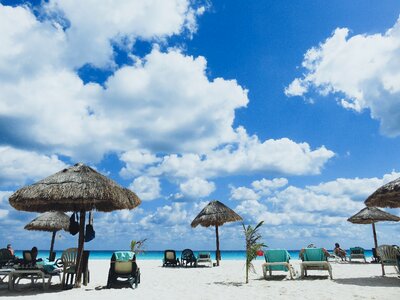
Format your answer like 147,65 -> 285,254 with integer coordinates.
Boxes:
262,249 -> 294,279
300,248 -> 332,279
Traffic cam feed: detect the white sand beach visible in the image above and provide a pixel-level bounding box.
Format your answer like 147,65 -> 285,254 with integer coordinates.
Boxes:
1,259 -> 399,299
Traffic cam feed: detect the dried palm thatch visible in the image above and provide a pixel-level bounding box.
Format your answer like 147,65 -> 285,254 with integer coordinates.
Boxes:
347,207 -> 400,225
9,163 -> 141,212
365,177 -> 400,208
24,211 -> 70,232
191,200 -> 242,266
191,200 -> 243,228
9,162 -> 141,287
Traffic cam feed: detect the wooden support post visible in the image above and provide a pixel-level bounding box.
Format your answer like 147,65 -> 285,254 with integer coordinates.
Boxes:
216,225 -> 220,266
49,231 -> 56,260
75,210 -> 86,287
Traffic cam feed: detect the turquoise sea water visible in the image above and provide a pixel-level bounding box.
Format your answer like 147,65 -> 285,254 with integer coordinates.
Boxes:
14,249 -> 373,260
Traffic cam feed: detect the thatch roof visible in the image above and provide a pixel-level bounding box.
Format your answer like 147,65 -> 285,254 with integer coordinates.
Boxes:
9,163 -> 141,212
191,200 -> 243,228
25,211 -> 70,232
365,177 -> 400,208
347,207 -> 400,224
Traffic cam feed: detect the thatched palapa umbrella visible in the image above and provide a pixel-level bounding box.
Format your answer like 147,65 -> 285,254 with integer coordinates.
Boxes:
365,177 -> 400,208
191,200 -> 242,266
348,206 -> 400,274
347,207 -> 400,249
9,163 -> 141,287
25,211 -> 70,260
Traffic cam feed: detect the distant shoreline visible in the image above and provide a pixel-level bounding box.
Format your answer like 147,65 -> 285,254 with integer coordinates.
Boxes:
13,249 -> 374,260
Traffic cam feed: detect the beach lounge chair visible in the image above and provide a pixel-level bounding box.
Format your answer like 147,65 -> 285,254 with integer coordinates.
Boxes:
60,248 -> 77,289
262,249 -> 295,279
349,247 -> 366,263
181,249 -> 197,267
377,245 -> 400,276
196,252 -> 212,267
163,250 -> 180,267
0,248 -> 15,268
300,248 -> 332,279
22,251 -> 35,266
106,251 -> 140,289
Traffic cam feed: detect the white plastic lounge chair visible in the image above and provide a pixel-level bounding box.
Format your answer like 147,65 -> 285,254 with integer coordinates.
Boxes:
300,248 -> 332,279
61,248 -> 77,289
377,245 -> 400,276
262,249 -> 295,279
197,252 -> 212,267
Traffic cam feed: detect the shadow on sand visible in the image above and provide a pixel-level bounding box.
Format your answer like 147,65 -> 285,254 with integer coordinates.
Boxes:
0,283 -> 64,297
334,276 -> 400,287
211,281 -> 243,287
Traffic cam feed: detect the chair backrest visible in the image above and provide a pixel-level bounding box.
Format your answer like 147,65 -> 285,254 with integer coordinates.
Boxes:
350,247 -> 364,254
0,248 -> 13,260
377,245 -> 399,264
303,248 -> 326,261
110,251 -> 137,275
265,249 -> 290,263
164,250 -> 176,261
115,261 -> 133,274
198,252 -> 210,259
61,248 -> 78,268
113,251 -> 135,262
23,251 -> 33,264
181,249 -> 195,260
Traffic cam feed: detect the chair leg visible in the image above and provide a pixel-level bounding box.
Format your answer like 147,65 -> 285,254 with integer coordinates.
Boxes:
61,272 -> 65,289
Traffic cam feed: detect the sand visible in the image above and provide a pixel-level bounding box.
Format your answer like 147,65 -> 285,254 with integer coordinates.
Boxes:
0,259 -> 399,299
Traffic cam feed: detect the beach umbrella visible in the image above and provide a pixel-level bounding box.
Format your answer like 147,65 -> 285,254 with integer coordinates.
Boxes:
191,200 -> 242,266
347,207 -> 400,249
24,211 -> 70,260
9,163 -> 141,287
365,177 -> 400,208
348,207 -> 400,274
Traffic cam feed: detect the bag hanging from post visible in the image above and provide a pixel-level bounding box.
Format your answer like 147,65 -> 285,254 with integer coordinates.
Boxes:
85,211 -> 95,242
69,212 -> 80,236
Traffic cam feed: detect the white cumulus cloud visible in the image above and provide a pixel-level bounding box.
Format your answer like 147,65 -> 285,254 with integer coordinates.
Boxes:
179,177 -> 215,198
286,17 -> 400,136
129,176 -> 161,201
0,146 -> 67,186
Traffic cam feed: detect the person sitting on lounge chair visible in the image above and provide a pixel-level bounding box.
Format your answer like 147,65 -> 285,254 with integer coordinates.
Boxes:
31,247 -> 43,263
7,244 -> 14,256
299,246 -> 330,260
334,243 -> 347,261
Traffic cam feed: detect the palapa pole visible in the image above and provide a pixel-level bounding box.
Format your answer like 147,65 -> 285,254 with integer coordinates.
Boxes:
371,222 -> 378,250
49,231 -> 56,260
215,225 -> 220,266
372,222 -> 385,276
75,210 -> 86,287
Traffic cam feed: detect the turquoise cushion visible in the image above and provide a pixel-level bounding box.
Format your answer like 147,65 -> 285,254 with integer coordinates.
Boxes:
264,249 -> 290,271
303,248 -> 325,261
114,251 -> 135,261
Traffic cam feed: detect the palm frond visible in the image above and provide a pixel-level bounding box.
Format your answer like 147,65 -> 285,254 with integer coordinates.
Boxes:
243,221 -> 266,283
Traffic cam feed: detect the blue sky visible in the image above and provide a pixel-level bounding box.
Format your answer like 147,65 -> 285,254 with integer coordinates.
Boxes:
1,0 -> 400,252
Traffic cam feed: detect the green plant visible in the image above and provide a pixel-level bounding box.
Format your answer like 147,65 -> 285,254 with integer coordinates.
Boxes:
130,238 -> 147,254
243,221 -> 266,283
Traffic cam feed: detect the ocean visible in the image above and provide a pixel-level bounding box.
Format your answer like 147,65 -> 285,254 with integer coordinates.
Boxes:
14,249 -> 373,260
